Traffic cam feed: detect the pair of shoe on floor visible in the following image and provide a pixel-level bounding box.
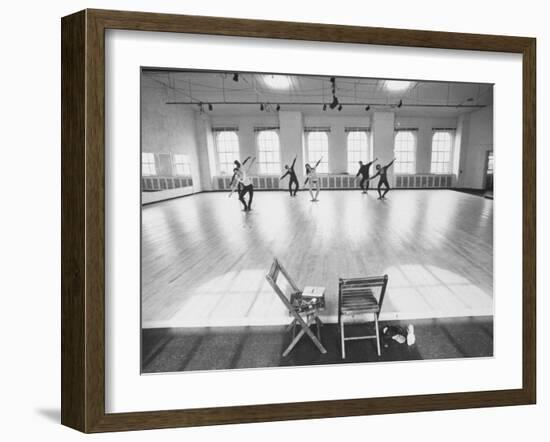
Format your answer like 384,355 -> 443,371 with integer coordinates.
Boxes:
382,324 -> 416,346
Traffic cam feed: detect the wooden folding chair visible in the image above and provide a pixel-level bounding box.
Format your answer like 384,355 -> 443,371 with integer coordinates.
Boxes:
338,275 -> 388,359
265,258 -> 327,357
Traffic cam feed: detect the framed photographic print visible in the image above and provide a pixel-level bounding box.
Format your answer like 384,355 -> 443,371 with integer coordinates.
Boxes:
61,9 -> 536,433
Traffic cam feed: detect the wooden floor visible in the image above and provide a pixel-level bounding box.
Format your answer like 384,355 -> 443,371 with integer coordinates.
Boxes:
142,190 -> 493,328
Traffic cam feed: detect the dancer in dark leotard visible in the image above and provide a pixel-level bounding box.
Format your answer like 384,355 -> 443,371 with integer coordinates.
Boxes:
280,155 -> 299,196
369,158 -> 395,199
356,158 -> 377,193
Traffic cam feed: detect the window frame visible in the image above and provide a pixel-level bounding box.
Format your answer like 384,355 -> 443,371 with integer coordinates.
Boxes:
430,130 -> 454,174
256,129 -> 282,175
141,152 -> 157,176
214,130 -> 241,175
172,153 -> 192,177
346,130 -> 371,174
305,131 -> 329,174
393,130 -> 417,175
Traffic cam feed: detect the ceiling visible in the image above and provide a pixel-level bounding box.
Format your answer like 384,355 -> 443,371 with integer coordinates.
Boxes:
142,69 -> 493,118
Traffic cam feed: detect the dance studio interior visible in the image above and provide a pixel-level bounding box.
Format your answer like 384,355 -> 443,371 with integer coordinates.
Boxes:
141,69 -> 494,373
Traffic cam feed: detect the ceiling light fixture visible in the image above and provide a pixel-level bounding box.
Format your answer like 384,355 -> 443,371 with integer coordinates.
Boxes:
208,103 -> 213,111
260,103 -> 264,111
397,99 -> 403,108
323,104 -> 327,111
276,104 -> 281,111
365,105 -> 370,111
385,80 -> 412,92
329,95 -> 339,109
263,75 -> 291,90
233,73 -> 239,82
338,104 -> 343,111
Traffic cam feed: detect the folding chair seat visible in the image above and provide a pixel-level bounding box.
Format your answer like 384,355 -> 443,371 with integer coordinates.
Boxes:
338,275 -> 388,359
265,258 -> 327,357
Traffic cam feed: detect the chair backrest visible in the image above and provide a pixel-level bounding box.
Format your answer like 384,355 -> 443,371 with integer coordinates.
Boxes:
266,258 -> 301,311
339,275 -> 389,312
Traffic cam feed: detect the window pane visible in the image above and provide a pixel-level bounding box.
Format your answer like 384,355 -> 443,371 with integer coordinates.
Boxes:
430,131 -> 453,174
142,152 -> 156,176
216,131 -> 240,174
394,131 -> 416,174
256,130 -> 281,175
347,131 -> 370,173
307,132 -> 329,173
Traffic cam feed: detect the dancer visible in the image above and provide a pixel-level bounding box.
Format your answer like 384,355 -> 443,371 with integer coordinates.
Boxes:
229,156 -> 251,192
229,157 -> 256,211
280,155 -> 299,196
304,157 -> 323,202
369,158 -> 395,200
356,158 -> 377,194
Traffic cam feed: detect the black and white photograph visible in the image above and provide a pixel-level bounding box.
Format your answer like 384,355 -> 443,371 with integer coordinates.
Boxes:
140,69 -> 494,374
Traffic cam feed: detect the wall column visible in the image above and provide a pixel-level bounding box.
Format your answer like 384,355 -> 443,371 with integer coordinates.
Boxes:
372,112 -> 395,182
279,111 -> 305,180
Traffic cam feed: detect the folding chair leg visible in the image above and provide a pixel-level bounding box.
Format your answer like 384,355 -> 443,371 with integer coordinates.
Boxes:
340,319 -> 346,359
283,313 -> 327,357
374,314 -> 381,357
286,319 -> 296,332
283,328 -> 306,357
315,316 -> 322,341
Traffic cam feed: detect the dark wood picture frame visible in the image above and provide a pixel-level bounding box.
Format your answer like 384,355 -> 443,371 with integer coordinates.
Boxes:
61,9 -> 536,433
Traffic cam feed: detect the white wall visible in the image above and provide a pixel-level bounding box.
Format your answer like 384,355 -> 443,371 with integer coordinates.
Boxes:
210,112 -> 464,182
141,84 -> 203,196
6,1 -> 547,442
458,105 -> 494,188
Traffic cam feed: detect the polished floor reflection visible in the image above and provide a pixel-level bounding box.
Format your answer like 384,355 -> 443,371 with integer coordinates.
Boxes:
142,190 -> 493,329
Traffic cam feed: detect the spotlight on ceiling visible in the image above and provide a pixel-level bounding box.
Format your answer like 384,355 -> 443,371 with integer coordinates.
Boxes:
385,80 -> 412,92
276,104 -> 281,111
323,104 -> 327,111
233,73 -> 239,82
263,75 -> 292,90
208,103 -> 213,111
338,104 -> 343,111
260,103 -> 264,111
329,95 -> 339,110
365,105 -> 370,111
397,99 -> 403,108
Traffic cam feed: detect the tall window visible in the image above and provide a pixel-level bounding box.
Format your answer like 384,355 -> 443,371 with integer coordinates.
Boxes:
142,152 -> 156,176
215,131 -> 240,174
256,130 -> 281,174
394,131 -> 416,174
173,153 -> 191,176
430,131 -> 453,174
306,131 -> 329,173
347,131 -> 370,173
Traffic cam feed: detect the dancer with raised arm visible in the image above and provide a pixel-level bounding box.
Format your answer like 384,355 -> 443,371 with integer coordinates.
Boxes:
229,157 -> 256,211
229,156 -> 251,192
280,155 -> 299,197
304,157 -> 323,202
356,158 -> 377,194
369,158 -> 395,200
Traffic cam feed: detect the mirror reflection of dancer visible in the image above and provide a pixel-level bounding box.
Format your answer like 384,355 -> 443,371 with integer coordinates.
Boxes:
356,158 -> 377,194
369,158 -> 395,200
229,156 -> 251,193
280,155 -> 299,197
304,157 -> 322,202
229,157 -> 256,211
